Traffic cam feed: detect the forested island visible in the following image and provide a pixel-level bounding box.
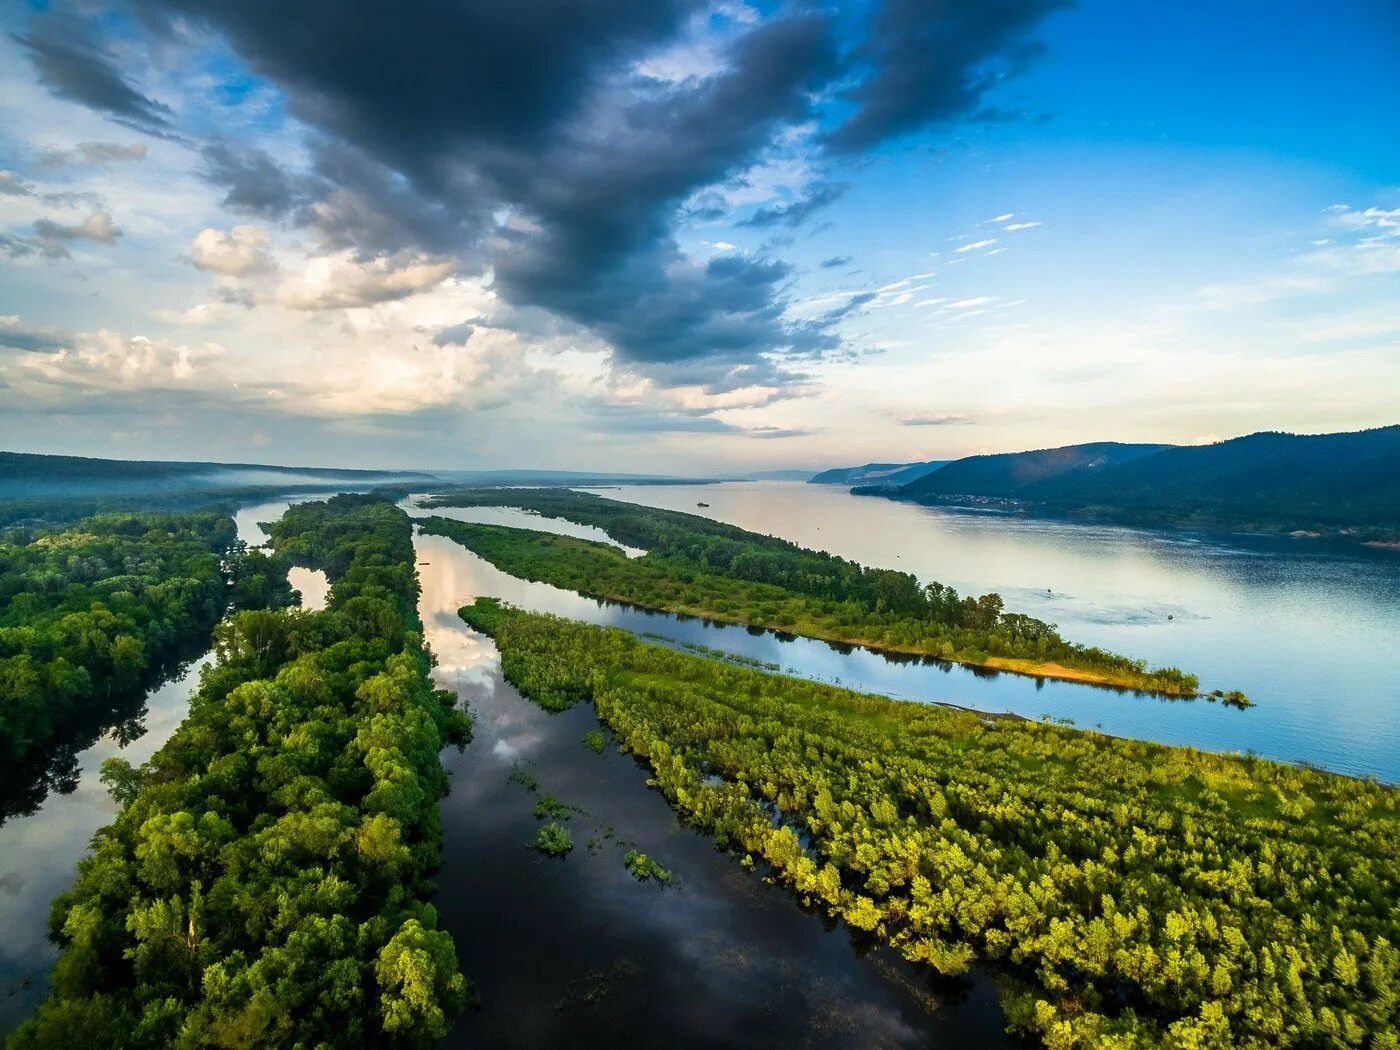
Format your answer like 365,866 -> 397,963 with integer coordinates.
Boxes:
11,496 -> 471,1047
419,489 -> 1226,699
461,598 -> 1399,1048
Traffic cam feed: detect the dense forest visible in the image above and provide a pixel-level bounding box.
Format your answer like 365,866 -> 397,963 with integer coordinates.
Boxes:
419,490 -> 1213,697
10,495 -> 471,1048
0,513 -> 299,823
875,427 -> 1400,541
462,599 -> 1400,1048
1,513 -> 233,770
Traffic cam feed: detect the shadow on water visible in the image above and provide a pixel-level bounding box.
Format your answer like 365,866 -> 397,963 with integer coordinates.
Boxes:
419,531 -> 1017,1047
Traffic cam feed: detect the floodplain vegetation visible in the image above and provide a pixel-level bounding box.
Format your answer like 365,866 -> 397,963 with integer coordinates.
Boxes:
419,488 -> 1222,698
10,496 -> 471,1048
461,598 -> 1398,1049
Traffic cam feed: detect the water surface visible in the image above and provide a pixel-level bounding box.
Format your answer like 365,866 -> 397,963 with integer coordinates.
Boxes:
419,483 -> 1400,780
419,530 -> 1012,1047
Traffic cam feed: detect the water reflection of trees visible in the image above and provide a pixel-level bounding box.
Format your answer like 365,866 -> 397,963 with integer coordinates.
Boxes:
0,649 -> 199,827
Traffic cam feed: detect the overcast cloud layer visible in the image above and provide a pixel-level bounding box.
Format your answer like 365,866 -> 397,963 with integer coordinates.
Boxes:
1,1 -> 1397,470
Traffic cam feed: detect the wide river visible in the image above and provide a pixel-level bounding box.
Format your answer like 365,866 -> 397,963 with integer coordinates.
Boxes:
415,481 -> 1400,781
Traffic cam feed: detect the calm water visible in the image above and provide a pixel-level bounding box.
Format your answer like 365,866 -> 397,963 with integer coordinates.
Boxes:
412,483 -> 1400,780
419,530 -> 1012,1047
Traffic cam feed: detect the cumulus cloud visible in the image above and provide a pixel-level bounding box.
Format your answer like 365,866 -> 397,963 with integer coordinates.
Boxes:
189,225 -> 276,277
17,330 -> 224,394
275,252 -> 455,310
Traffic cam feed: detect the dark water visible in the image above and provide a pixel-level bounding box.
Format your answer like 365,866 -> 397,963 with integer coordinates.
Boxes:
419,530 -> 1013,1048
411,484 -> 1400,781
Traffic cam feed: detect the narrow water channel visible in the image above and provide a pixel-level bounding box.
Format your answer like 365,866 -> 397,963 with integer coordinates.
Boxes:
418,527 -> 1014,1047
0,497 -> 305,1034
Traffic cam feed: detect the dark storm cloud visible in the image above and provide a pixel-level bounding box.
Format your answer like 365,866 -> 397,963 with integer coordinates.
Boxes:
17,0 -> 1064,390
198,143 -> 306,216
146,0 -> 700,165
826,0 -> 1071,153
738,183 -> 847,229
144,0 -> 839,366
14,17 -> 173,134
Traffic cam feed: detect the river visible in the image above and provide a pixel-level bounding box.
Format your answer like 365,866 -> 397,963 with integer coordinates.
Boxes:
411,482 -> 1400,781
417,528 -> 1013,1047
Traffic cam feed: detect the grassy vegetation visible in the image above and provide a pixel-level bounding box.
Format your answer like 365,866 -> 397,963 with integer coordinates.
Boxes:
10,496 -> 472,1048
623,851 -> 675,886
533,823 -> 574,857
461,598 -> 1399,1048
423,513 -> 1221,699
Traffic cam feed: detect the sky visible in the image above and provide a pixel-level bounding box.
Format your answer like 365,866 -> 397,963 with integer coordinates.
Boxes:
1,0 -> 1397,473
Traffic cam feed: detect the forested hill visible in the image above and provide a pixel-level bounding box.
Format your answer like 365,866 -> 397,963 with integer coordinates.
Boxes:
809,459 -> 948,486
883,426 -> 1400,538
895,442 -> 1171,498
0,450 -> 437,498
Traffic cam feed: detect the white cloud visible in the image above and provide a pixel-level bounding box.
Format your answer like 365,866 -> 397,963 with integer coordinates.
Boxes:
190,225 -> 276,277
1003,221 -> 1041,231
275,252 -> 455,310
955,238 -> 997,253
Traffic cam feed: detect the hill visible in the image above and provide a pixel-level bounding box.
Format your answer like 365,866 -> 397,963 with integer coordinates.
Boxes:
898,442 -> 1171,499
883,427 -> 1400,540
810,459 -> 948,486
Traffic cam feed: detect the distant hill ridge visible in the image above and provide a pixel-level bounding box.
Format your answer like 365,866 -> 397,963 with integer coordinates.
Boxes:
0,450 -> 439,500
860,426 -> 1400,541
810,459 -> 948,486
899,442 -> 1169,498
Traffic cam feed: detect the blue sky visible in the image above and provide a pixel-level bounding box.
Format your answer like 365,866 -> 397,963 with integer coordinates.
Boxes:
1,0 -> 1396,471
